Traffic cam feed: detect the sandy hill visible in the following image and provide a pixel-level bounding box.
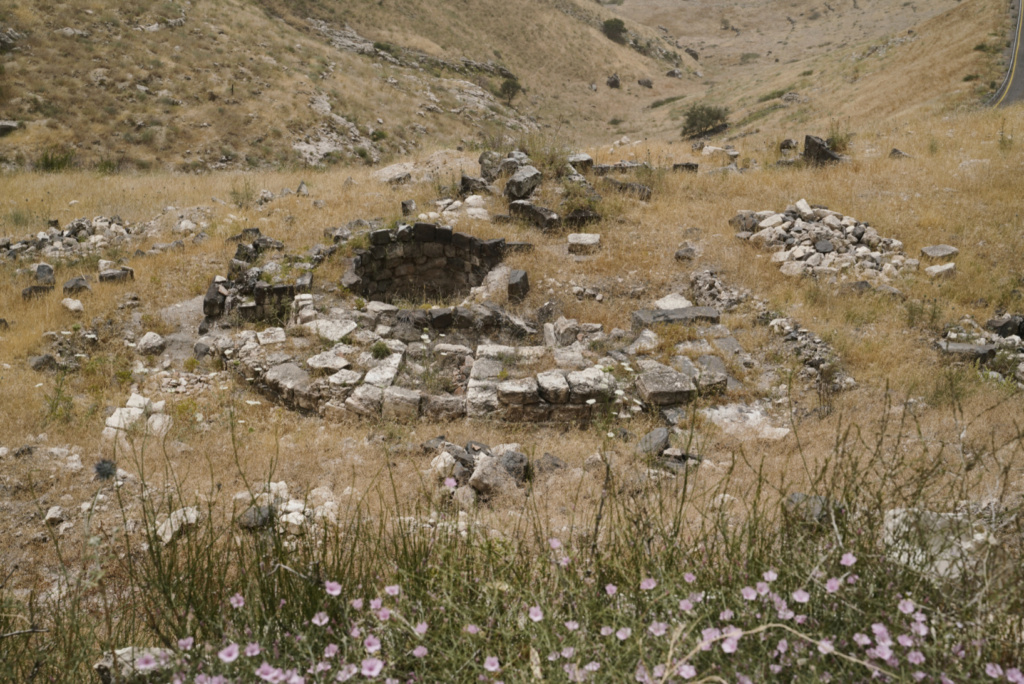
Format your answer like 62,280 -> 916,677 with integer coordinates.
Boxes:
0,0 -> 681,171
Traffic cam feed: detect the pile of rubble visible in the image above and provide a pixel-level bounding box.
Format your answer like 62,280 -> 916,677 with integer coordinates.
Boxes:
937,314 -> 1024,384
732,199 -> 915,283
2,215 -> 142,263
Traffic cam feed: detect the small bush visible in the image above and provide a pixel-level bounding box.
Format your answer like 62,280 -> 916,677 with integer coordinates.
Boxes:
602,18 -> 626,42
649,95 -> 685,109
371,341 -> 391,360
681,103 -> 729,138
757,88 -> 787,102
36,146 -> 76,172
498,77 -> 522,105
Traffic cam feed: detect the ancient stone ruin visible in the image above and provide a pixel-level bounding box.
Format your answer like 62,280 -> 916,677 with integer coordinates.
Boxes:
340,224 -> 510,302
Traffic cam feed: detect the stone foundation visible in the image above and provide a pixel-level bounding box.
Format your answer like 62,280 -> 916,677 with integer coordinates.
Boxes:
342,223 -> 506,302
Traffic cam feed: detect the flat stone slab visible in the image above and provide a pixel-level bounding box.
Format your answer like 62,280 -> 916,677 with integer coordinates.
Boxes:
925,262 -> 956,279
936,341 -> 996,362
568,233 -> 601,254
636,371 -> 697,406
631,306 -> 721,331
306,350 -> 352,372
257,327 -> 287,345
304,319 -> 358,342
921,244 -> 959,260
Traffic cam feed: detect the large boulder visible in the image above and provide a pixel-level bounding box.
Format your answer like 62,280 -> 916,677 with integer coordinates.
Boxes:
137,332 -> 166,355
504,165 -> 543,201
468,454 -> 515,498
803,135 -> 842,165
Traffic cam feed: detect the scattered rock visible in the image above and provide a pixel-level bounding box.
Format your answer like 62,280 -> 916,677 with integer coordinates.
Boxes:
803,135 -> 842,165
567,233 -> 601,254
137,332 -> 166,355
925,262 -> 956,279
920,244 -> 958,260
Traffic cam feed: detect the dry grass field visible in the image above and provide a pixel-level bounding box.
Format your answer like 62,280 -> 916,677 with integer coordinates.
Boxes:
1,0 -> 1023,680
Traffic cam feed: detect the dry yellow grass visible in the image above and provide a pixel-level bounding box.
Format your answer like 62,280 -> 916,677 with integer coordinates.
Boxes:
2,0 -> 1023,602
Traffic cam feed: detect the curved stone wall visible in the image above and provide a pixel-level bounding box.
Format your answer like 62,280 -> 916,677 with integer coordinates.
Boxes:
342,223 -> 506,302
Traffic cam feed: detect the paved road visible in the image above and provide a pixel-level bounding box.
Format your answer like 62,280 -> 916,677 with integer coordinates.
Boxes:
993,0 -> 1024,106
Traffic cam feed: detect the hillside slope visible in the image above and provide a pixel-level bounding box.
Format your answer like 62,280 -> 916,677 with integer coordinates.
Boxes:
0,0 -> 679,171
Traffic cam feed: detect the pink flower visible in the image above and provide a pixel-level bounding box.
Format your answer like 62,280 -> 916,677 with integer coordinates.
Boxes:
908,651 -> 925,665
898,598 -> 915,614
898,634 -> 914,647
853,633 -> 871,646
616,627 -> 632,641
818,639 -> 834,655
564,620 -> 579,631
312,612 -> 329,626
245,642 -> 261,657
325,581 -> 342,596
412,646 -> 427,658
324,644 -> 339,658
722,637 -> 738,654
561,647 -> 576,658
364,635 -> 381,653
640,578 -> 657,591
605,584 -> 617,596
351,598 -> 364,610
255,662 -> 280,681
777,639 -> 788,654
376,608 -> 391,621
219,643 -> 239,663
584,662 -> 600,672
370,599 -> 382,611
720,609 -> 734,621
384,585 -> 400,597
336,664 -> 358,681
679,599 -> 694,612
684,572 -> 696,583
465,624 -> 480,635
873,643 -> 893,661
600,626 -> 614,636
135,653 -> 157,670
763,570 -> 778,582
741,586 -> 757,600
361,658 -> 384,678
350,626 -> 362,638
825,578 -> 841,593
701,627 -> 721,645
1006,668 -> 1024,683
756,582 -> 770,595
177,637 -> 194,651
792,589 -> 810,604
986,664 -> 1004,678
483,657 -> 500,672
414,622 -> 428,635
528,606 -> 543,622
444,477 -> 456,489
230,593 -> 245,609
840,553 -> 857,566
549,538 -> 562,549
649,622 -> 668,637
678,663 -> 696,679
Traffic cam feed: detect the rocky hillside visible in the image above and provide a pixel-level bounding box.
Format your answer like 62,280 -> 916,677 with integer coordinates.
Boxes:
0,0 -> 680,171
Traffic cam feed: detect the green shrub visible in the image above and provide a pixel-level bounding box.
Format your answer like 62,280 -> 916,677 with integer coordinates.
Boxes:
37,146 -> 76,172
681,103 -> 729,138
371,340 -> 391,359
602,18 -> 626,42
498,77 -> 522,105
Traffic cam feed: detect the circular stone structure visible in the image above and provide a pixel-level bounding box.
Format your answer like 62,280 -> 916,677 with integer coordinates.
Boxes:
342,222 -> 507,302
